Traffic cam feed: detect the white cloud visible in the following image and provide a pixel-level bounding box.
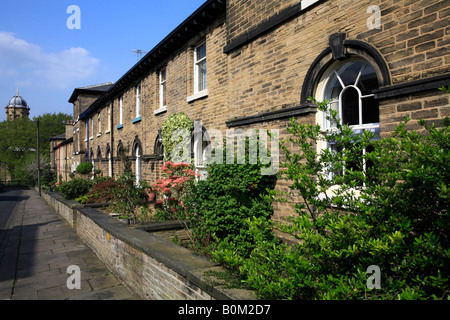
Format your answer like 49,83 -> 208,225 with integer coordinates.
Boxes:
0,31 -> 99,90
35,47 -> 100,89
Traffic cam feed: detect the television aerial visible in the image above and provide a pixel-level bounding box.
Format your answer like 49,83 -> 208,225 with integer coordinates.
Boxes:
133,49 -> 147,61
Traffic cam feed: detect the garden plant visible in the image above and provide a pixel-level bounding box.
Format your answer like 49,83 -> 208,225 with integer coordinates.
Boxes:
211,97 -> 449,300
50,91 -> 449,300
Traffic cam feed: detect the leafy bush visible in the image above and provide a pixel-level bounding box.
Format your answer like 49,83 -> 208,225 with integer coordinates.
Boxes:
185,135 -> 275,255
214,98 -> 449,300
76,162 -> 93,174
25,155 -> 54,186
84,177 -> 118,204
111,172 -> 149,224
152,161 -> 199,222
59,178 -> 93,200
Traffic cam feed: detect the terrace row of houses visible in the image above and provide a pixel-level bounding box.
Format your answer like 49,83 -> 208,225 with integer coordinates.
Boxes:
50,0 -> 450,222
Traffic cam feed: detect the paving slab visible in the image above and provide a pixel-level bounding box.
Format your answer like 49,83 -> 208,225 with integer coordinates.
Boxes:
0,188 -> 140,300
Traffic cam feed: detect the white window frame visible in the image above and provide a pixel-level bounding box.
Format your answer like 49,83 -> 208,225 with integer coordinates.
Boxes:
136,83 -> 141,118
135,144 -> 142,186
316,59 -> 380,136
301,0 -> 320,10
119,96 -> 123,125
106,105 -> 111,133
90,117 -> 94,140
84,122 -> 88,142
159,69 -> 167,108
107,150 -> 112,177
97,113 -> 102,136
194,42 -> 207,94
315,58 -> 380,193
77,130 -> 81,152
193,121 -> 211,181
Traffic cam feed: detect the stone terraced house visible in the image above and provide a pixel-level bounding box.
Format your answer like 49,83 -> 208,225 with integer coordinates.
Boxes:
52,0 -> 450,222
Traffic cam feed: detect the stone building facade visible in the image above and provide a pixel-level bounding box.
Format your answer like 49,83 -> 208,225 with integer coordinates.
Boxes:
51,83 -> 113,181
49,132 -> 69,181
54,0 -> 450,222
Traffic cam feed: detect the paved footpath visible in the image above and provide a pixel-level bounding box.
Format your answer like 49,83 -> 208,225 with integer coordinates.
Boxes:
0,188 -> 140,300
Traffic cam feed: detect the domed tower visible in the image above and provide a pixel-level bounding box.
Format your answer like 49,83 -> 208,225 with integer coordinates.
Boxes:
5,87 -> 30,121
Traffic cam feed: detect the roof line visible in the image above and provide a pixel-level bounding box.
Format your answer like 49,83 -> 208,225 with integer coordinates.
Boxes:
76,82 -> 115,90
79,0 -> 225,120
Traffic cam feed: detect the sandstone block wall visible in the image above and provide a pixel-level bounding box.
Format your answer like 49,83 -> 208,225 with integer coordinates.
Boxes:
58,0 -> 449,220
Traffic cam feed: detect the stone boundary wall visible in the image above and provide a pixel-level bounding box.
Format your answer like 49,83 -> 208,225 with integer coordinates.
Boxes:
38,189 -> 256,300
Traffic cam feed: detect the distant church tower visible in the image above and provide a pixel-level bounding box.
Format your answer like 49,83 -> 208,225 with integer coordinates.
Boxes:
5,87 -> 30,121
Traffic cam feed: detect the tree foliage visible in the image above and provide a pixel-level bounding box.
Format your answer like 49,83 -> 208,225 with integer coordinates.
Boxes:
35,112 -> 73,159
0,112 -> 71,181
185,135 -> 275,255
76,161 -> 93,174
213,97 -> 449,300
0,117 -> 36,180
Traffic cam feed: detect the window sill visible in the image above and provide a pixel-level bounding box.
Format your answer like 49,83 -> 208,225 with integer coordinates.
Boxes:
89,137 -> 93,140
116,124 -> 124,130
154,106 -> 167,115
187,89 -> 209,103
317,184 -> 363,208
132,116 -> 142,124
301,0 -> 320,10
105,130 -> 110,134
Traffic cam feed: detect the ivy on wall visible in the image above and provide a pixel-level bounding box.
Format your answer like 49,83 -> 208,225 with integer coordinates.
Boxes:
161,112 -> 193,162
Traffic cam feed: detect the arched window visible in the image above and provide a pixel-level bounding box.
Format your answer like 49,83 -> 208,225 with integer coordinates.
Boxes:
96,147 -> 102,160
316,58 -> 379,131
96,147 -> 102,175
315,58 -> 380,180
90,149 -> 94,171
106,145 -> 112,178
135,143 -> 142,185
192,121 -> 211,180
154,130 -> 164,157
117,141 -> 124,158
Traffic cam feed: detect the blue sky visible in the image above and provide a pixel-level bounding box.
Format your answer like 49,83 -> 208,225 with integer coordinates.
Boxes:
0,0 -> 207,121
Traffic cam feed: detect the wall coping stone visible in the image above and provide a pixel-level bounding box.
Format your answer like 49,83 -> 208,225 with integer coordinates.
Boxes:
47,191 -> 83,209
41,189 -> 257,300
134,220 -> 189,232
76,206 -> 219,278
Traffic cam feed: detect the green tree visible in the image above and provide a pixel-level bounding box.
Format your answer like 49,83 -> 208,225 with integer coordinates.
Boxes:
214,97 -> 449,300
0,117 -> 36,180
112,172 -> 150,224
33,112 -> 72,159
185,135 -> 275,255
0,112 -> 71,181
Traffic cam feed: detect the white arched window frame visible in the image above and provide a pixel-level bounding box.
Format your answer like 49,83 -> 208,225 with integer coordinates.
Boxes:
107,150 -> 112,177
135,144 -> 142,186
315,58 -> 380,184
193,121 -> 211,181
136,83 -> 141,118
91,151 -> 95,179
